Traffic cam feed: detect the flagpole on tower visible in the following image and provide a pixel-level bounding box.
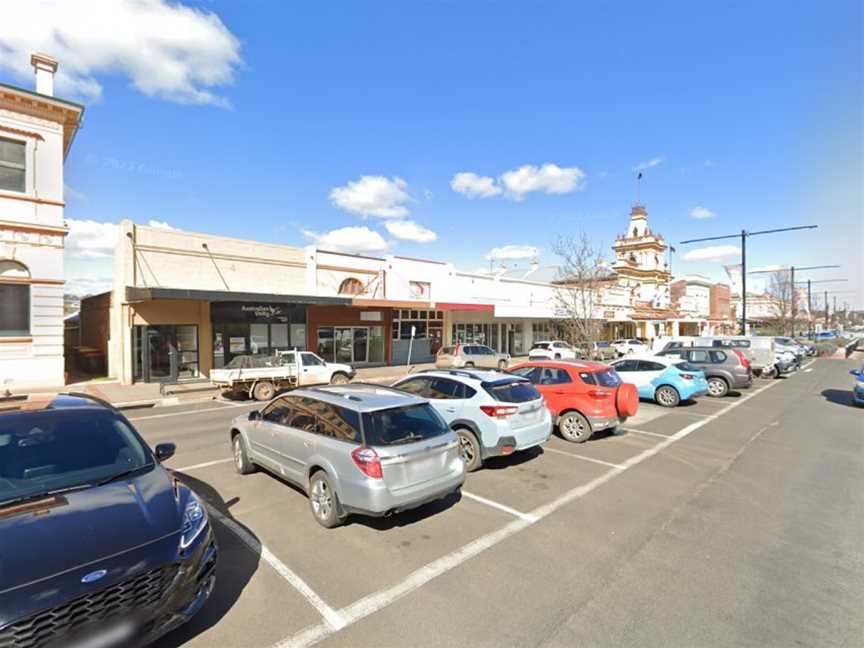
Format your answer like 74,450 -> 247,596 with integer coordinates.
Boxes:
636,172 -> 643,204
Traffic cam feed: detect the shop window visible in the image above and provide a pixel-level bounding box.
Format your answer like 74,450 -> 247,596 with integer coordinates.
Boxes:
0,137 -> 26,193
338,277 -> 364,295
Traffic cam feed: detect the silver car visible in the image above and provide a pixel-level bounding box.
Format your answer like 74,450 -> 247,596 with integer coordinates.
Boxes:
230,384 -> 465,528
393,369 -> 552,472
435,344 -> 510,370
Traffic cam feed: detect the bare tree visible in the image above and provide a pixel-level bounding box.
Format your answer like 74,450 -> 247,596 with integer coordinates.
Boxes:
766,269 -> 795,335
552,232 -> 610,354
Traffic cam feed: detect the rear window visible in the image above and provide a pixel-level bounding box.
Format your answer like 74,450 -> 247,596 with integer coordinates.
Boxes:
361,404 -> 448,446
531,343 -> 550,350
483,379 -> 541,403
674,361 -> 702,372
596,341 -> 611,348
595,370 -> 622,388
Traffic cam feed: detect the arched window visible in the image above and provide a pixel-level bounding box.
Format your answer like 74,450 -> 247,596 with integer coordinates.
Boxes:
338,277 -> 364,295
0,260 -> 30,337
632,226 -> 638,238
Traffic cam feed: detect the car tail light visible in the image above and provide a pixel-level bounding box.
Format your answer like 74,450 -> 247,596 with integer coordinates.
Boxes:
501,445 -> 514,455
479,405 -> 518,418
680,373 -> 696,380
587,390 -> 610,399
732,348 -> 750,369
351,447 -> 383,479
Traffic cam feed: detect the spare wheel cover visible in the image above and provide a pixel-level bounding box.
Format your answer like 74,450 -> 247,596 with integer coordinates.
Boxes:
616,383 -> 639,417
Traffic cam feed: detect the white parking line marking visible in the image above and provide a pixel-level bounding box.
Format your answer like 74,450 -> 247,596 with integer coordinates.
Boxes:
543,446 -> 625,469
804,368 -> 813,373
126,402 -> 255,421
273,376 -> 786,648
619,427 -> 670,439
461,490 -> 538,523
208,508 -> 347,631
172,458 -> 233,472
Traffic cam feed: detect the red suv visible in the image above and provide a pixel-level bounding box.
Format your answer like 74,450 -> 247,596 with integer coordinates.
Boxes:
507,360 -> 639,443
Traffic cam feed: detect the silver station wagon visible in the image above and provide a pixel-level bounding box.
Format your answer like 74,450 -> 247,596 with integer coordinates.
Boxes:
229,384 -> 465,527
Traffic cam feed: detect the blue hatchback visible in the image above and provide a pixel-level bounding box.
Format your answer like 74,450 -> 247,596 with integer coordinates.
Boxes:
0,394 -> 216,647
610,356 -> 709,407
851,365 -> 864,406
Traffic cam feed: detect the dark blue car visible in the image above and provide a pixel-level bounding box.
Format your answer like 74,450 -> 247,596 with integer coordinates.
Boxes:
0,394 -> 216,647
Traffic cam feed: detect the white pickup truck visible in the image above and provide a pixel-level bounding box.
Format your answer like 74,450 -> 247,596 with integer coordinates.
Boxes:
210,350 -> 355,401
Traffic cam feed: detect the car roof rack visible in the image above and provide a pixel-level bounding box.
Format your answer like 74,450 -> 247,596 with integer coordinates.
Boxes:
414,368 -> 487,381
62,391 -> 118,411
303,382 -> 413,397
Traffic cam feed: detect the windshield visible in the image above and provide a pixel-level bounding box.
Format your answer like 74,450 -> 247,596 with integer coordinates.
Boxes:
0,411 -> 153,506
483,379 -> 541,403
361,404 -> 449,446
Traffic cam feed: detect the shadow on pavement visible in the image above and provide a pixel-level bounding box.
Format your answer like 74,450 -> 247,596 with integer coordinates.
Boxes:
154,472 -> 261,647
484,445 -> 544,470
820,389 -> 860,408
347,489 -> 463,531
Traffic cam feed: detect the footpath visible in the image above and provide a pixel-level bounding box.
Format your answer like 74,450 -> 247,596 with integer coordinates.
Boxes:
3,361 -> 450,410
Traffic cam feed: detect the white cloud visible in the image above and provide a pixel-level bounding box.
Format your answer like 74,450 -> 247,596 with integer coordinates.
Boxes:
450,172 -> 502,199
485,244 -> 539,261
66,219 -> 119,259
329,176 -> 411,218
147,220 -> 176,230
64,184 -> 86,202
690,206 -> 716,220
384,220 -> 437,243
499,163 -> 585,201
0,0 -> 242,106
634,156 -> 665,172
303,226 -> 389,254
683,245 -> 741,262
66,276 -> 112,297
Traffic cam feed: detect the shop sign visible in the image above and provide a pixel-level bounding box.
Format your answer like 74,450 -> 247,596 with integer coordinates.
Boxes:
211,302 -> 302,324
241,305 -> 285,319
359,311 -> 382,321
229,337 -> 246,353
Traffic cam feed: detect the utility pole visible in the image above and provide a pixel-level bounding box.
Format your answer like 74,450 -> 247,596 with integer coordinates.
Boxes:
825,289 -> 829,328
681,224 -> 818,335
751,264 -> 839,336
793,278 -> 848,338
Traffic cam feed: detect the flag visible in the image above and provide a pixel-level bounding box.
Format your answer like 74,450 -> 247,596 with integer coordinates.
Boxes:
637,172 -> 643,179
669,245 -> 676,253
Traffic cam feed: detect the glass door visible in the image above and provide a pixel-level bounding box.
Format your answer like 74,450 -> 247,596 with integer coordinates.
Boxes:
334,327 -> 353,363
352,327 -> 368,363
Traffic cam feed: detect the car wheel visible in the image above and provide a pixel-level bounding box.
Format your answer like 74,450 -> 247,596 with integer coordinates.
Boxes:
497,359 -> 507,371
558,411 -> 593,443
707,376 -> 729,397
232,433 -> 255,475
252,381 -> 275,401
464,361 -> 475,368
309,471 -> 344,528
455,428 -> 482,471
554,353 -> 561,360
330,372 -> 350,385
655,385 -> 680,407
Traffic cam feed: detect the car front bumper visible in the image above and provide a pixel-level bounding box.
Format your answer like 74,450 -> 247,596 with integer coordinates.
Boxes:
853,387 -> 864,405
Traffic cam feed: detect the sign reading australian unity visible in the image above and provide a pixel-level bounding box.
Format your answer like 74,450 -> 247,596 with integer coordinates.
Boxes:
210,302 -> 306,325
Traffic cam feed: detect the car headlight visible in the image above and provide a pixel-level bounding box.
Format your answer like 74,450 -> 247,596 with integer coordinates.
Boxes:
180,494 -> 208,550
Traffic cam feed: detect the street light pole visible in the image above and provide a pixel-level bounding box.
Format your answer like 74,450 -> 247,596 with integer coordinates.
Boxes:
681,225 -> 818,336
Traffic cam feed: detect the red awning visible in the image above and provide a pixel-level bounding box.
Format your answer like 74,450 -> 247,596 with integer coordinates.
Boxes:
434,302 -> 495,312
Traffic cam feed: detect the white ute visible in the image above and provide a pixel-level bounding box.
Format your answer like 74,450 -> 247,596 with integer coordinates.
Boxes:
210,350 -> 355,401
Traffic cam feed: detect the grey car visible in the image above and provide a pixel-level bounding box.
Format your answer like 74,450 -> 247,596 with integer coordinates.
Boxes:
229,384 -> 465,528
657,346 -> 752,397
436,344 -> 510,370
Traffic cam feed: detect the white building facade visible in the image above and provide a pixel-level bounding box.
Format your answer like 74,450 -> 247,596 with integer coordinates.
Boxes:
0,55 -> 83,389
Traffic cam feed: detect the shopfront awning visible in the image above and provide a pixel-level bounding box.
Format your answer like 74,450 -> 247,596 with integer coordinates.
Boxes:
433,302 -> 495,312
125,286 -> 351,306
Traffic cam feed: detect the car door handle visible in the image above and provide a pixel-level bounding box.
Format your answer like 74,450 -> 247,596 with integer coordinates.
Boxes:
303,441 -> 312,448
444,407 -> 457,413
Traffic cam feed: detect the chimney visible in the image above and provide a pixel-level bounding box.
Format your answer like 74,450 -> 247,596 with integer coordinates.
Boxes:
31,53 -> 58,96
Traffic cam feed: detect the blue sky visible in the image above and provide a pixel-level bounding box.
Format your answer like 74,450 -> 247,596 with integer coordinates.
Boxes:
2,1 -> 861,306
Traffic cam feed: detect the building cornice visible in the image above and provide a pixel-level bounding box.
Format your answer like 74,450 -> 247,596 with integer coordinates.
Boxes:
0,83 -> 84,157
0,218 -> 68,235
0,192 -> 65,208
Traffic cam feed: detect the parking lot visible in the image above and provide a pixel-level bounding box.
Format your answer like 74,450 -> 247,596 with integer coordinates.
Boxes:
126,357 -> 863,648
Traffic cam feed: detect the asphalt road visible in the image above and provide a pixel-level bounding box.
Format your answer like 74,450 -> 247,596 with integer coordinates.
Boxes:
127,357 -> 864,648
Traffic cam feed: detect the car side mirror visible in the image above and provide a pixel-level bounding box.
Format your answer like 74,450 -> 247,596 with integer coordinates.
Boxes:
248,410 -> 262,421
154,443 -> 176,461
